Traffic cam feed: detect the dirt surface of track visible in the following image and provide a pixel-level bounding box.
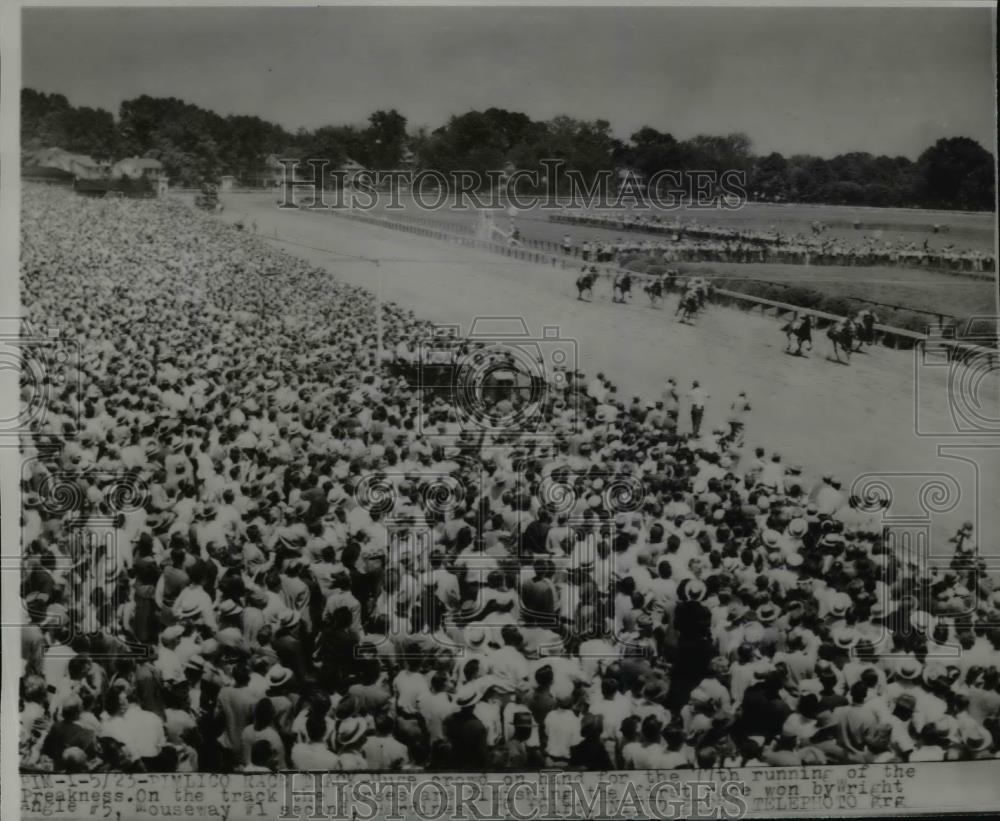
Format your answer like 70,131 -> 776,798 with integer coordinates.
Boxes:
221,193 -> 1000,554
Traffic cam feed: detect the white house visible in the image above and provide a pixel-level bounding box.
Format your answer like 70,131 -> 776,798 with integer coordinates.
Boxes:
111,157 -> 164,180
28,147 -> 103,180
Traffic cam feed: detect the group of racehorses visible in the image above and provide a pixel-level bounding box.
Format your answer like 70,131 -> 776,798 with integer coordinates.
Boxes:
781,310 -> 879,364
575,264 -> 880,365
575,267 -> 709,325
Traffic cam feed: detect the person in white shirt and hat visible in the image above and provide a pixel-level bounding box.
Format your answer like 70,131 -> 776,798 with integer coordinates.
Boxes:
816,476 -> 846,516
155,625 -> 187,684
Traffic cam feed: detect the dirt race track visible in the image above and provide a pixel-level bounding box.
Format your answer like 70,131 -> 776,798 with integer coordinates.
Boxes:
344,195 -> 995,320
219,193 -> 1000,556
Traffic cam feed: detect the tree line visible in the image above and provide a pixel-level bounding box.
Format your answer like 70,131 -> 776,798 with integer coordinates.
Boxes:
21,88 -> 996,210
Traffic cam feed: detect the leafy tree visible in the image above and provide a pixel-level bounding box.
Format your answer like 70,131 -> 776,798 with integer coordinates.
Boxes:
20,87 -> 997,210
364,109 -> 408,169
915,137 -> 995,210
750,152 -> 789,200
627,127 -> 682,179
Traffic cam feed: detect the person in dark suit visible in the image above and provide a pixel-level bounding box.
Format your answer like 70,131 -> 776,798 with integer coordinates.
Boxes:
739,670 -> 792,742
569,714 -> 612,769
42,696 -> 99,766
520,560 -> 558,625
444,684 -> 488,770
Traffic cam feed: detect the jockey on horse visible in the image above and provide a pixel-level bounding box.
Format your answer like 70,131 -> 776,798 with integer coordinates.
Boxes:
827,318 -> 856,364
853,308 -> 879,349
644,273 -> 665,307
675,287 -> 700,324
612,271 -> 633,303
782,312 -> 813,356
688,276 -> 708,308
576,265 -> 598,301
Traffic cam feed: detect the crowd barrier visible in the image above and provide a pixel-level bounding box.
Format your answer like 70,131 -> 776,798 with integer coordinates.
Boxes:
312,206 -> 997,366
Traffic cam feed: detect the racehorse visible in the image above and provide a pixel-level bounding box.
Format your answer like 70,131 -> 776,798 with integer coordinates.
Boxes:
827,320 -> 856,364
612,272 -> 633,303
645,277 -> 664,307
853,310 -> 878,350
576,270 -> 598,301
782,314 -> 813,355
675,290 -> 700,324
695,282 -> 708,308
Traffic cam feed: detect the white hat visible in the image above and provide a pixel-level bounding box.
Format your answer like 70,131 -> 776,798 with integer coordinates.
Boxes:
161,625 -> 185,643
682,579 -> 707,602
267,665 -> 293,687
465,626 -> 486,649
455,682 -> 484,708
218,599 -> 244,618
832,627 -> 858,649
829,593 -> 851,618
797,678 -> 823,696
337,716 -> 368,747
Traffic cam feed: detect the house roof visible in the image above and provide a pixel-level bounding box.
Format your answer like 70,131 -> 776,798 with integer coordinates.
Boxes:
29,147 -> 100,172
116,157 -> 163,170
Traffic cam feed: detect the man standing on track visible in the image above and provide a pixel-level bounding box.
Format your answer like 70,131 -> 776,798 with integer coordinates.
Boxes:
661,378 -> 679,413
686,381 -> 710,437
727,391 -> 751,443
562,234 -> 573,255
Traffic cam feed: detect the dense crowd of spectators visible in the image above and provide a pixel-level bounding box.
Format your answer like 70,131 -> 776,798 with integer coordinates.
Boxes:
19,183 -> 1000,775
552,212 -> 995,274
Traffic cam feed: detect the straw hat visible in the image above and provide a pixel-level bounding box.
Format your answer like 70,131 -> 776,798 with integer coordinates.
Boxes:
267,665 -> 293,687
455,682 -> 484,708
336,716 -> 368,747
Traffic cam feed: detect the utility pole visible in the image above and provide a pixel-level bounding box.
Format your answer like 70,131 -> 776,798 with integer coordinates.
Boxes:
375,259 -> 383,385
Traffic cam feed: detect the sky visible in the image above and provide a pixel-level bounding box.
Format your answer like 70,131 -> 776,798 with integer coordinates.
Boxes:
21,5 -> 997,160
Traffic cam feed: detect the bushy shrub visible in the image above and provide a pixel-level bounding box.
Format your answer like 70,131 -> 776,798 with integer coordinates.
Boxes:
621,254 -> 940,334
781,286 -> 825,309
889,311 -> 930,334
820,297 -> 856,317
